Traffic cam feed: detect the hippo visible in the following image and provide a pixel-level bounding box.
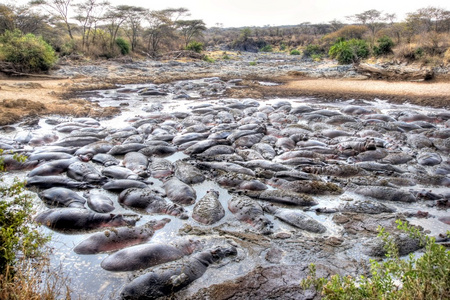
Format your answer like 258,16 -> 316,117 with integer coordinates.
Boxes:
92,153 -> 120,166
192,190 -> 225,225
236,160 -> 291,172
120,246 -> 237,299
138,145 -> 177,157
2,154 -> 39,171
245,189 -> 318,206
173,161 -> 205,185
74,141 -> 114,161
149,157 -> 173,179
118,187 -> 188,219
25,176 -> 94,189
236,149 -> 265,161
355,186 -> 416,203
263,204 -> 326,233
108,143 -> 147,155
233,133 -> 264,148
183,139 -> 229,155
251,143 -> 276,160
51,136 -> 101,147
27,152 -> 74,162
301,164 -> 368,177
101,239 -> 201,272
228,195 -> 273,235
67,161 -> 107,184
315,200 -> 396,214
102,166 -> 142,180
195,145 -> 235,157
73,218 -> 171,254
172,132 -> 208,145
417,152 -> 442,166
122,152 -> 150,177
83,191 -> 115,213
102,179 -> 149,192
27,157 -> 80,177
38,187 -> 86,208
268,178 -> 343,195
162,177 -> 196,205
34,208 -> 136,232
196,161 -> 255,176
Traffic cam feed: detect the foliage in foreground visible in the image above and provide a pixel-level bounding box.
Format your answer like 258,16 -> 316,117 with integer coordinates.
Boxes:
0,29 -> 57,72
0,150 -> 69,299
301,220 -> 450,299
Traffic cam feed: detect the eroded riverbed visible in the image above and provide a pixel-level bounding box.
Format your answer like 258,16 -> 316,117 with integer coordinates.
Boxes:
1,77 -> 449,299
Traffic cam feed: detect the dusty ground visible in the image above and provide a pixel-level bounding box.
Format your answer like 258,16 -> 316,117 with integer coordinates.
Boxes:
0,78 -> 119,126
1,68 -> 449,126
227,76 -> 450,108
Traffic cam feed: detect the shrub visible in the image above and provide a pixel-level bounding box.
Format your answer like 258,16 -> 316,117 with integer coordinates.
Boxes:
0,151 -> 50,275
249,61 -> 257,66
0,29 -> 57,73
260,44 -> 273,52
329,39 -> 370,64
115,37 -> 130,55
301,220 -> 450,300
203,55 -> 215,63
374,36 -> 394,56
290,49 -> 301,55
280,42 -> 287,51
303,44 -> 323,57
444,48 -> 450,64
185,41 -> 204,53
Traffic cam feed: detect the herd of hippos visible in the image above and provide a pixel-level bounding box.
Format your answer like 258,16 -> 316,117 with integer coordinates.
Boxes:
2,89 -> 450,299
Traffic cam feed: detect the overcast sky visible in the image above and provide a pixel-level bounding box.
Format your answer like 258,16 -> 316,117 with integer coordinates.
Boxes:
104,0 -> 449,28
11,0 -> 450,28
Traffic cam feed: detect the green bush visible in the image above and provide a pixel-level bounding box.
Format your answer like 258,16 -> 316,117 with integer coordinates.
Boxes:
185,41 -> 204,53
329,38 -> 370,64
280,42 -> 287,51
0,29 -> 57,73
301,220 -> 450,300
374,36 -> 394,56
290,49 -> 301,55
303,44 -> 323,57
249,61 -> 257,66
115,37 -> 130,55
203,55 -> 215,63
260,44 -> 273,52
0,150 -> 50,275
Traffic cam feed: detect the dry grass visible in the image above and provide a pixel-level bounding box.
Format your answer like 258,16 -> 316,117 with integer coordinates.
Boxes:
0,258 -> 72,300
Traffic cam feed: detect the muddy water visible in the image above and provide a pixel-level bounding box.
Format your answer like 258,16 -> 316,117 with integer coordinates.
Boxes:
2,78 -> 449,299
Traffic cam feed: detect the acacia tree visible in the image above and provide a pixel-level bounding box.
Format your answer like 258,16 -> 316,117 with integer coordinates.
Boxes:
0,4 -> 48,34
175,19 -> 206,48
348,9 -> 387,44
103,5 -> 128,51
144,10 -> 174,55
74,0 -> 109,51
121,5 -> 147,51
29,0 -> 74,39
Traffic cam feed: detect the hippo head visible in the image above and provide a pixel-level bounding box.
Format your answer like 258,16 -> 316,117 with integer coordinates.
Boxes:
167,204 -> 189,220
108,214 -> 137,227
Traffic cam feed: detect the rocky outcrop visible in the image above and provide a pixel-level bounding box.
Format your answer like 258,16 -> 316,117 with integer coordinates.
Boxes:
355,63 -> 434,81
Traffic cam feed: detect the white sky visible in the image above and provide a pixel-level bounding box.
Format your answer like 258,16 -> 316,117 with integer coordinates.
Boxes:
12,0 -> 450,28
106,0 -> 450,27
